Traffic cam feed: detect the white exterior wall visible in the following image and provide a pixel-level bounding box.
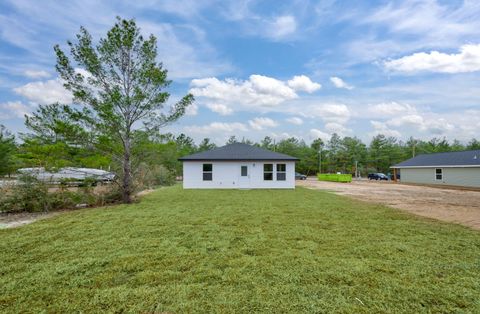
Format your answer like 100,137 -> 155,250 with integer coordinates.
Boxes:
182,161 -> 296,189
400,167 -> 480,188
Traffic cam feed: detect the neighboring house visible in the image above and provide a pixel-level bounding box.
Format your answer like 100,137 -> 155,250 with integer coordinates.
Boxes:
391,150 -> 480,188
178,143 -> 299,189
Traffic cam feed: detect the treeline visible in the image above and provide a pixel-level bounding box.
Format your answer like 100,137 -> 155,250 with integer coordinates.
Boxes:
2,125 -> 479,178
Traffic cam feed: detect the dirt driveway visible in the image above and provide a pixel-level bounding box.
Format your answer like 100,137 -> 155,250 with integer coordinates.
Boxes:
298,178 -> 480,230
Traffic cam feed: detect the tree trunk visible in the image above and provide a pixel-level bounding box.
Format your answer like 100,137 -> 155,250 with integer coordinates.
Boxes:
122,138 -> 133,204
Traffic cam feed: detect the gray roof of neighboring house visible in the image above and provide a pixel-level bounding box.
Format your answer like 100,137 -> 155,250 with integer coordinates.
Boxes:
178,143 -> 299,161
392,150 -> 480,168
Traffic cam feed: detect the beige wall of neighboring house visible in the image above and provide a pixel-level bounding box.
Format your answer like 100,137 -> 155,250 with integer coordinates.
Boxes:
400,167 -> 480,188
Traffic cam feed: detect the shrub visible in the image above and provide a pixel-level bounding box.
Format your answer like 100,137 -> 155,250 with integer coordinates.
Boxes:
134,163 -> 176,190
0,175 -> 122,213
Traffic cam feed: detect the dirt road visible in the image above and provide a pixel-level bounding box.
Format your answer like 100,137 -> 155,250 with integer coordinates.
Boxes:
298,178 -> 480,230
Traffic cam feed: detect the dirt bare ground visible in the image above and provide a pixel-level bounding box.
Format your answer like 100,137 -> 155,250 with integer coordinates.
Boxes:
0,212 -> 60,229
298,178 -> 480,230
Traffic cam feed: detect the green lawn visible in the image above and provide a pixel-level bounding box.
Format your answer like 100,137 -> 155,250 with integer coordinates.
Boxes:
1,186 -> 479,313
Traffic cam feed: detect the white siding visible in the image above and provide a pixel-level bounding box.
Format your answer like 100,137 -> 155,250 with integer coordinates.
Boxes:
400,167 -> 480,188
182,161 -> 295,189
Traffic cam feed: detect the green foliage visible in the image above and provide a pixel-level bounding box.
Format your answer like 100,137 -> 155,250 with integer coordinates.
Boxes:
197,138 -> 217,152
318,173 -> 352,182
1,186 -> 479,312
0,125 -> 17,176
53,17 -> 194,203
0,175 -> 121,213
135,163 -> 175,189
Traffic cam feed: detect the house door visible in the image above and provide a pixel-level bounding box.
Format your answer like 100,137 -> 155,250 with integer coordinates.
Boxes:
238,164 -> 250,188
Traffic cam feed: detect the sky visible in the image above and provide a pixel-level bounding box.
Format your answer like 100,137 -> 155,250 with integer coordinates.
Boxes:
1,0 -> 480,145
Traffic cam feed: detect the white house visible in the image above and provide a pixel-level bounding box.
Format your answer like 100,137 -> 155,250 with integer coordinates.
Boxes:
179,143 -> 299,189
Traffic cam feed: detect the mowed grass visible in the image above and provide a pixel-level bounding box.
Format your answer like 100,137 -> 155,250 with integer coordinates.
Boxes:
1,186 -> 479,313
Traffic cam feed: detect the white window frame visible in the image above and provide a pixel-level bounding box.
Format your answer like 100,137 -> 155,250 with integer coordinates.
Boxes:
203,163 -> 213,181
276,163 -> 286,181
241,165 -> 248,177
263,163 -> 273,181
435,168 -> 443,181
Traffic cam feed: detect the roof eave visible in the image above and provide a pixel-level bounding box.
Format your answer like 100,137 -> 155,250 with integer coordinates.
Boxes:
391,165 -> 480,168
178,158 -> 299,162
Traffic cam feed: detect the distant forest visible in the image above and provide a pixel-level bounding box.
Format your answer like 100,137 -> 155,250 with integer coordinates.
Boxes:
2,124 -> 479,177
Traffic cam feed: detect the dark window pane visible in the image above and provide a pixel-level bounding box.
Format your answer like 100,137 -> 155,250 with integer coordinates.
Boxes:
203,173 -> 212,181
277,173 -> 286,181
264,173 -> 273,180
276,164 -> 286,172
203,164 -> 212,172
264,164 -> 273,171
436,174 -> 442,180
435,168 -> 442,174
241,166 -> 248,176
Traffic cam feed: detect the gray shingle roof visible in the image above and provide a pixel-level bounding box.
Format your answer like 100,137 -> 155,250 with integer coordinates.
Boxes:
392,150 -> 480,168
179,143 -> 299,161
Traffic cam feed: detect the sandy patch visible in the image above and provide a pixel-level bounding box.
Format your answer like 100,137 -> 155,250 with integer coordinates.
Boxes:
298,178 -> 480,230
0,212 -> 60,229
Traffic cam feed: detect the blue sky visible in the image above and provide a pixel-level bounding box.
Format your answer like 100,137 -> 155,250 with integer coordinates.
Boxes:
1,0 -> 480,144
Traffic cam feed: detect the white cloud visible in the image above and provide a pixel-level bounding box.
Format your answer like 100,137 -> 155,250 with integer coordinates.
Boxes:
13,78 -> 73,105
0,101 -> 31,118
287,75 -> 321,93
384,44 -> 480,73
324,122 -> 351,135
24,70 -> 51,79
370,120 -> 402,138
190,74 -> 318,114
205,103 -> 233,116
367,102 -> 417,118
286,117 -> 303,125
266,15 -> 297,40
309,128 -> 330,141
138,21 -> 233,79
248,117 -> 278,130
309,103 -> 351,124
185,103 -> 198,116
387,114 -> 424,128
330,76 -> 354,90
184,122 -> 248,134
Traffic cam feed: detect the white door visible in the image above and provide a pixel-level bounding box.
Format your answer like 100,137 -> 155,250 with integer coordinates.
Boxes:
238,164 -> 250,188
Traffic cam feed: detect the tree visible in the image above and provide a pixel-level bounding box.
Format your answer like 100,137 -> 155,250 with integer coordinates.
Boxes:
0,125 -> 17,176
54,17 -> 194,203
260,136 -> 274,150
467,139 -> 480,150
226,136 -> 238,144
198,138 -> 216,152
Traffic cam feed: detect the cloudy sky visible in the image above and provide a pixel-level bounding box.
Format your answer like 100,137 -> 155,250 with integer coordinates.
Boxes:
1,0 -> 480,144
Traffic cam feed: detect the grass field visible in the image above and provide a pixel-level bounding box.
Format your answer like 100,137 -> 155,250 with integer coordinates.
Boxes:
1,186 -> 479,313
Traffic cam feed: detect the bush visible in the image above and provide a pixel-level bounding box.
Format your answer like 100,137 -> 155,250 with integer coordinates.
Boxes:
0,175 -> 122,213
134,163 -> 175,190
318,173 -> 352,183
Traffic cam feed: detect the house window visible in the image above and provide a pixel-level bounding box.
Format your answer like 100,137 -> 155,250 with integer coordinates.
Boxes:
435,168 -> 442,181
241,165 -> 248,177
276,164 -> 286,181
203,164 -> 212,181
264,164 -> 273,180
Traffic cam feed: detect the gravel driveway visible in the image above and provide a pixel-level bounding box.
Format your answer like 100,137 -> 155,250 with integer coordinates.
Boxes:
298,178 -> 480,230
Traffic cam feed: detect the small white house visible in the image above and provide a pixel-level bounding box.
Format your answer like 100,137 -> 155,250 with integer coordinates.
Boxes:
179,143 -> 299,189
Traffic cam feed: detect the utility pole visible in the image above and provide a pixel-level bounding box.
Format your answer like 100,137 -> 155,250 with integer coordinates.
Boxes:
355,160 -> 358,179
